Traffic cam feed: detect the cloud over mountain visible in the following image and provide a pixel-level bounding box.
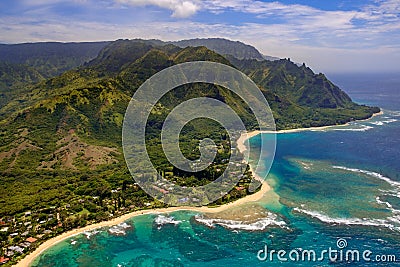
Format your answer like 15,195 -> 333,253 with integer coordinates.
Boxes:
117,0 -> 200,18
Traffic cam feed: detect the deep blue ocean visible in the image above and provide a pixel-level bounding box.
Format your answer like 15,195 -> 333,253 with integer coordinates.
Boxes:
32,74 -> 400,266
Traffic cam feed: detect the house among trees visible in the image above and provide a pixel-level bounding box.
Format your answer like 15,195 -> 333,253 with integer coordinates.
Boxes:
26,237 -> 37,243
0,256 -> 10,264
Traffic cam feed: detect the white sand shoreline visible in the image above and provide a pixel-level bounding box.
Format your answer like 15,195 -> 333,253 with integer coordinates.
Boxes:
239,110 -> 384,139
16,188 -> 271,267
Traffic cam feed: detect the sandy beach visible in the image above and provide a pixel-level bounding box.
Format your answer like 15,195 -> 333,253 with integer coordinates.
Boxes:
237,110 -> 384,138
16,185 -> 271,267
236,131 -> 261,154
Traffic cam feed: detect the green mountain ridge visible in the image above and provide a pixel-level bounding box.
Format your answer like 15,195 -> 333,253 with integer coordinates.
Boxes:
0,38 -> 279,112
0,42 -> 110,78
0,62 -> 44,108
0,38 -> 275,82
171,38 -> 267,60
228,56 -> 379,128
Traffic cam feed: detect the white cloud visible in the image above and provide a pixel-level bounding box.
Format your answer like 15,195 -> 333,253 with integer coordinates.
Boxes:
109,0 -> 400,49
172,1 -> 198,18
203,0 -> 317,17
363,0 -> 400,16
116,0 -> 200,18
352,0 -> 400,25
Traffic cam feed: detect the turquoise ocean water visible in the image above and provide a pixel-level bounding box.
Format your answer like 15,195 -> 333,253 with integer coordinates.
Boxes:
32,74 -> 400,266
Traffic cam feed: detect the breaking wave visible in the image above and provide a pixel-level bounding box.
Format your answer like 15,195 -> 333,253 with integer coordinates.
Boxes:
83,229 -> 101,240
293,165 -> 400,232
108,222 -> 133,236
194,213 -> 287,231
376,196 -> 393,209
386,110 -> 400,117
369,118 -> 398,126
332,125 -> 374,132
293,208 -> 400,232
332,166 -> 400,190
154,215 -> 182,227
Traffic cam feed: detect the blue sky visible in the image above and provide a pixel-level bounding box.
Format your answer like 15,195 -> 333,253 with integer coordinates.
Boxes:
0,0 -> 399,73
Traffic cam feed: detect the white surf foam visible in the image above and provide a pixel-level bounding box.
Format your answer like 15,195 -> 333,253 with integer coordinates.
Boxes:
369,118 -> 397,126
382,119 -> 398,123
385,191 -> 400,198
118,222 -> 132,229
194,213 -> 287,231
83,229 -> 101,239
108,222 -> 133,236
332,125 -> 374,132
375,196 -> 400,225
387,110 -> 400,117
295,166 -> 400,231
108,227 -> 126,235
293,208 -> 400,232
332,166 -> 400,189
376,196 -> 393,209
369,121 -> 384,126
389,214 -> 400,224
154,215 -> 182,226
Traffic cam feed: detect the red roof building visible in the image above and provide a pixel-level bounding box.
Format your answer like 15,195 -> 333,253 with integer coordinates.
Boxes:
0,257 -> 10,264
26,237 -> 37,243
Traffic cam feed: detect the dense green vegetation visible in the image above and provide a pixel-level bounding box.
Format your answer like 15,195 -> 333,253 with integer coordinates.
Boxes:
130,38 -> 277,60
0,62 -> 44,109
172,38 -> 267,60
229,56 -> 380,129
0,42 -> 109,77
0,42 -> 109,111
0,39 -> 379,265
